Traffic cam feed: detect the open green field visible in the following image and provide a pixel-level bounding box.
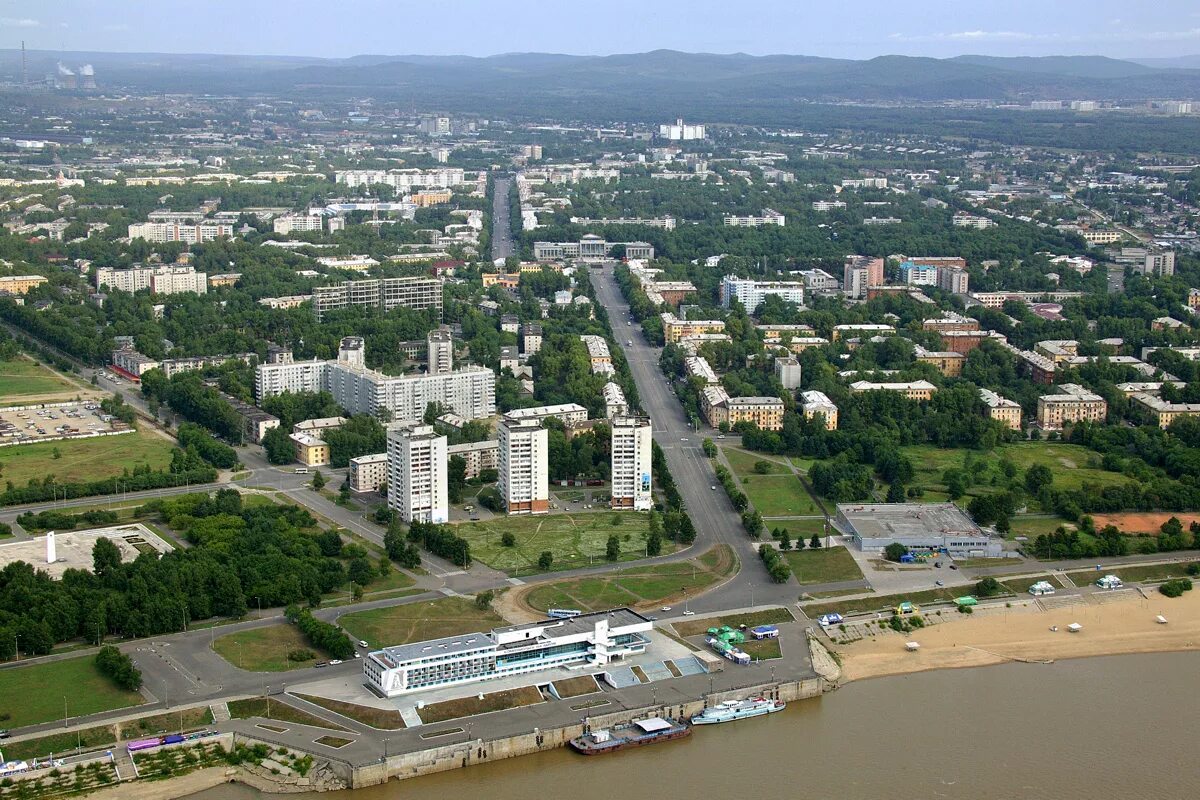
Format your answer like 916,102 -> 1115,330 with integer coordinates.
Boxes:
212,624 -> 334,672
1010,515 -> 1074,538
721,447 -> 788,476
0,356 -> 77,399
0,707 -> 211,762
0,657 -> 144,728
523,545 -> 738,613
769,518 -> 829,538
451,512 -> 664,575
338,596 -> 506,649
783,546 -> 865,585
901,443 -> 1132,504
741,476 -> 823,517
0,426 -> 176,486
294,694 -> 406,729
228,697 -> 345,730
740,638 -> 782,660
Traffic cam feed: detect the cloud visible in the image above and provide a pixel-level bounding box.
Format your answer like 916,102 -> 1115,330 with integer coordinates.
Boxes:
890,27 -> 1200,45
0,17 -> 40,28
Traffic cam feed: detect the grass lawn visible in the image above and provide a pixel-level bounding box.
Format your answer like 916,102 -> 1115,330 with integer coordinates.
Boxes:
803,587 -> 975,619
117,707 -> 214,739
721,447 -> 788,476
0,657 -> 144,728
1009,516 -> 1074,539
227,697 -> 346,730
418,686 -> 542,724
955,556 -> 1026,568
0,723 -> 119,761
294,694 -> 405,729
740,638 -> 782,660
523,544 -> 738,613
212,624 -> 333,672
769,518 -> 828,538
0,356 -> 77,399
338,596 -> 505,649
1066,562 -> 1199,587
901,443 -> 1131,506
803,587 -> 875,600
673,607 -> 795,638
0,426 -> 176,487
451,512 -> 664,575
783,546 -> 865,585
741,475 -> 822,517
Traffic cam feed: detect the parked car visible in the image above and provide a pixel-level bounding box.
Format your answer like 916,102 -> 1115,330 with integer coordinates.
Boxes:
358,640 -> 369,648
314,661 -> 329,668
329,659 -> 343,666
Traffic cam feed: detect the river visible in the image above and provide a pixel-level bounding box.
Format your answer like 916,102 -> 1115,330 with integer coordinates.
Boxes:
190,652 -> 1200,800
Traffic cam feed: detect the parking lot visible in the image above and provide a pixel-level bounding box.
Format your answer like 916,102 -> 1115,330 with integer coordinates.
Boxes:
0,401 -> 131,445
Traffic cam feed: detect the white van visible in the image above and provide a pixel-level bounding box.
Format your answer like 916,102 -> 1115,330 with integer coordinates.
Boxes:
294,467 -> 309,474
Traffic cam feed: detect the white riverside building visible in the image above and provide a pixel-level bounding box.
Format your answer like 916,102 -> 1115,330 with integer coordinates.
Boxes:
363,608 -> 653,697
255,338 -> 495,422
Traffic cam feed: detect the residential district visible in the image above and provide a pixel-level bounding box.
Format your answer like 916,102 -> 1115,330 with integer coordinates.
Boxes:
0,48 -> 1199,798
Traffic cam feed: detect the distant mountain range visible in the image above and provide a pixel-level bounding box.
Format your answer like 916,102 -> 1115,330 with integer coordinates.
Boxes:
4,49 -> 1199,117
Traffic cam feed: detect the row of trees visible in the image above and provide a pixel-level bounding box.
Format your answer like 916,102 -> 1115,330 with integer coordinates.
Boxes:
95,644 -> 142,691
285,606 -> 354,660
405,520 -> 472,568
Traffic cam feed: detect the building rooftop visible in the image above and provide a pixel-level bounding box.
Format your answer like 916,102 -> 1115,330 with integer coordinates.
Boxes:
838,502 -> 983,539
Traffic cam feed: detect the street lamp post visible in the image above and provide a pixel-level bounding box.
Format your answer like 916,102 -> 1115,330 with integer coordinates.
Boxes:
63,696 -> 68,728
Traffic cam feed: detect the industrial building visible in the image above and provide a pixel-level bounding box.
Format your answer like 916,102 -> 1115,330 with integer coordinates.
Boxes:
363,608 -> 653,697
835,503 -> 1004,558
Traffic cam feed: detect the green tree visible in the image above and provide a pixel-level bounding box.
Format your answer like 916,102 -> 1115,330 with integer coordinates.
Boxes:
886,483 -> 906,503
92,537 -> 122,580
448,455 -> 467,504
475,590 -> 495,610
1025,464 -> 1053,494
605,534 -> 620,561
310,470 -> 326,491
975,576 -> 1002,598
501,532 -> 516,547
884,542 -> 909,562
537,551 -> 554,570
809,534 -> 822,549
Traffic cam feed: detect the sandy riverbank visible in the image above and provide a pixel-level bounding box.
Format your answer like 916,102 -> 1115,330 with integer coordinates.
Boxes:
837,588 -> 1200,682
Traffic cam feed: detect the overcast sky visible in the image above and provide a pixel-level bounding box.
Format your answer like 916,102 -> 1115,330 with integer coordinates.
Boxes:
3,0 -> 1200,60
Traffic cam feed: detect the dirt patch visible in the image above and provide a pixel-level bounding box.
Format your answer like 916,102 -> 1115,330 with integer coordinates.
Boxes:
418,686 -> 542,724
491,586 -> 541,624
552,675 -> 600,698
1090,512 -> 1200,536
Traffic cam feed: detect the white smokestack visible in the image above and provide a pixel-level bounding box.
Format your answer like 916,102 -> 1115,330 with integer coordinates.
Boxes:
46,530 -> 57,563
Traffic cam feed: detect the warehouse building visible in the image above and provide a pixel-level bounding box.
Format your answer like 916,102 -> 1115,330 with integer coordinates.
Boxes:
834,503 -> 1004,558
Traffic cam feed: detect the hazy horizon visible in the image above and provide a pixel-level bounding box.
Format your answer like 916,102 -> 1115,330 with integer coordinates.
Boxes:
3,0 -> 1200,62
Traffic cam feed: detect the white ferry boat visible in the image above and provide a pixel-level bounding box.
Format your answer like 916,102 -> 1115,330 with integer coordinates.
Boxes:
690,697 -> 785,725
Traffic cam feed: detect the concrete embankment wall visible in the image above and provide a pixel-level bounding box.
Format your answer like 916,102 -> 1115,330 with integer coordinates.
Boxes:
351,677 -> 828,787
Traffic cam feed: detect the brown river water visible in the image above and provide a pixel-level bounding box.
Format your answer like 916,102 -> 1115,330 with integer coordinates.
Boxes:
190,652 -> 1200,800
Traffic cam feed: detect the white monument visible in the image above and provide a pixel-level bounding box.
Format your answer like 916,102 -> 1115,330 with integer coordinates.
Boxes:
46,530 -> 56,564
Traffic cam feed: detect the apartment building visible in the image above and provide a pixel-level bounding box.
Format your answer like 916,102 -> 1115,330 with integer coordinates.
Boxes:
923,313 -> 980,334
951,214 -> 995,229
502,403 -> 588,428
842,255 -> 885,299
660,312 -> 726,343
610,416 -> 653,511
914,345 -> 965,377
774,356 -> 802,390
603,382 -> 628,419
1037,384 -> 1107,429
939,329 -> 1006,354
719,275 -> 805,312
521,323 -> 543,355
938,267 -> 970,294
447,439 -> 500,479
801,390 -> 839,430
700,385 -> 785,430
426,327 -> 454,375
127,222 -> 232,243
290,433 -> 330,467
1139,250 -> 1176,277
96,265 -> 208,295
659,118 -> 705,140
0,274 -> 47,294
722,208 -> 786,227
498,417 -> 549,515
979,388 -> 1022,431
255,340 -> 494,421
273,214 -> 327,235
334,168 -> 466,191
1079,229 -> 1123,245
387,424 -> 449,524
579,335 -> 612,372
684,356 -> 720,385
349,453 -> 388,493
832,323 -> 895,341
312,277 -> 442,320
1131,393 -> 1200,428
849,380 -> 938,401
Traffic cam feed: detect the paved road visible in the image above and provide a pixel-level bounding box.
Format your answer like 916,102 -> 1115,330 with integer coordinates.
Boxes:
590,266 -> 795,610
490,175 -> 515,263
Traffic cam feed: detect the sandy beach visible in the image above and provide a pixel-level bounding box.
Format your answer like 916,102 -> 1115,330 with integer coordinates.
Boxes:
837,588 -> 1200,682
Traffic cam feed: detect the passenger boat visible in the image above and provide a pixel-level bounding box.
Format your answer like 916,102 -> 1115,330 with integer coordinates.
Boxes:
568,716 -> 691,754
690,697 -> 785,725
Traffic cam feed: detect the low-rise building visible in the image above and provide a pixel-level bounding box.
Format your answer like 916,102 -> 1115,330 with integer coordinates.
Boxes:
684,356 -> 720,385
349,453 -> 388,493
0,274 -> 47,294
1131,392 -> 1200,428
914,345 -> 965,377
603,382 -> 628,419
979,388 -> 1022,430
502,403 -> 588,428
660,312 -> 726,344
849,380 -> 937,401
1037,384 -> 1107,429
834,503 -> 1003,558
774,356 -> 802,390
722,208 -> 785,227
801,390 -> 838,430
447,439 -> 500,479
832,323 -> 894,341
290,433 -> 330,467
